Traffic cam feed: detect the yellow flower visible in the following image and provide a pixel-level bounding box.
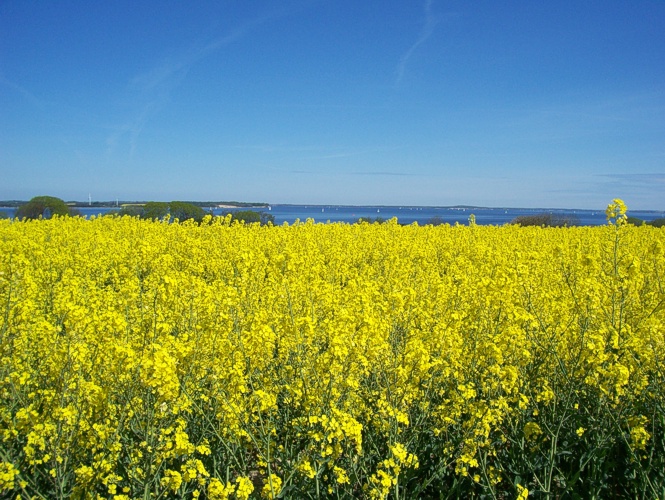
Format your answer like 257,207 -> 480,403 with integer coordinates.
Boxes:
161,469 -> 182,492
208,478 -> 235,500
261,473 -> 282,499
0,462 -> 20,492
627,416 -> 651,451
523,422 -> 543,441
1,203 -> 663,498
606,198 -> 628,225
235,476 -> 254,500
516,483 -> 529,499
333,466 -> 350,484
298,460 -> 317,479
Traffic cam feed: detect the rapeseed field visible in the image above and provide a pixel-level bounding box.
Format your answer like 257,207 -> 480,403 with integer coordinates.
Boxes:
1,200 -> 663,498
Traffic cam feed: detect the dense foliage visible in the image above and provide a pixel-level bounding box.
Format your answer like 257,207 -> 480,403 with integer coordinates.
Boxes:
227,211 -> 275,226
0,201 -> 663,498
509,213 -> 580,227
117,202 -> 207,223
15,196 -> 74,220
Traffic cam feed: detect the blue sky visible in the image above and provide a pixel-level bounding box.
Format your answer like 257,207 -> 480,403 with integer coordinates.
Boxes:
1,1 -> 664,209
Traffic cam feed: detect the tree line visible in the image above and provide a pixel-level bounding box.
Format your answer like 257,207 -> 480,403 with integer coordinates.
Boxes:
5,196 -> 275,225
4,196 -> 664,228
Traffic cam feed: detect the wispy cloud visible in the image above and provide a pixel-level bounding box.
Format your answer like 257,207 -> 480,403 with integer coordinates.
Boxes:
106,101 -> 160,158
349,171 -> 424,177
598,173 -> 665,184
0,76 -> 42,106
107,14 -> 275,160
541,173 -> 665,210
236,143 -> 403,162
129,19 -> 264,95
279,169 -> 423,177
395,0 -> 439,86
300,146 -> 404,161
235,144 -> 333,154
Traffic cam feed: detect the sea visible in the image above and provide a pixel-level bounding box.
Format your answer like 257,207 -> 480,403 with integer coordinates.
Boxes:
1,205 -> 664,226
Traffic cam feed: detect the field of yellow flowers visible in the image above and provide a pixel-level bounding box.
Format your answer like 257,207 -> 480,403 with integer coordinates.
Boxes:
1,201 -> 664,499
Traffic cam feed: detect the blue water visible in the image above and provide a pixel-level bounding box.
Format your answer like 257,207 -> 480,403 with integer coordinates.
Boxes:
259,205 -> 665,226
1,205 -> 663,226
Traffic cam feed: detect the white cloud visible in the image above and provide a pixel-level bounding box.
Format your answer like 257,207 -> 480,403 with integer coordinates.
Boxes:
106,14 -> 275,160
395,0 -> 439,86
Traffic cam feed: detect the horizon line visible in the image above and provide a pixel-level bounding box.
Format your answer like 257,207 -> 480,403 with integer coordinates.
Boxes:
2,200 -> 664,213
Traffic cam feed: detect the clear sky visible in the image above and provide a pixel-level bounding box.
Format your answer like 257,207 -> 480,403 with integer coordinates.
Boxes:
1,1 -> 664,209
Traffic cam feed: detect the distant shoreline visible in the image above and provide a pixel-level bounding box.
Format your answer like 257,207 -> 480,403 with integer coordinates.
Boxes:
1,201 -> 664,213
0,200 -> 270,209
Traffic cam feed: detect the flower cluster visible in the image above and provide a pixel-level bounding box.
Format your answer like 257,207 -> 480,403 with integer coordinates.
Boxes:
0,200 -> 663,497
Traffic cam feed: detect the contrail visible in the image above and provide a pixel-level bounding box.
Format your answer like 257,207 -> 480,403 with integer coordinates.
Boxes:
396,0 -> 438,86
107,14 -> 273,159
0,76 -> 42,106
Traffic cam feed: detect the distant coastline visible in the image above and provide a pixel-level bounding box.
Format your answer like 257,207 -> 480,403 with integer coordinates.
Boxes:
2,203 -> 664,227
3,199 -> 665,213
0,200 -> 270,209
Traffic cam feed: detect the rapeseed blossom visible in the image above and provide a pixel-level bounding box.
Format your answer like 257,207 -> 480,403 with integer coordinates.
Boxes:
0,201 -> 663,498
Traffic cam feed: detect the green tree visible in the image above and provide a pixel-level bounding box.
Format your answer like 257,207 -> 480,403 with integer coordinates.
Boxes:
260,212 -> 275,225
117,205 -> 145,217
509,213 -> 579,227
230,210 -> 274,225
142,202 -> 169,220
15,196 -> 72,220
355,216 -> 386,224
425,216 -> 445,226
231,210 -> 261,224
168,201 -> 206,223
119,202 -> 207,223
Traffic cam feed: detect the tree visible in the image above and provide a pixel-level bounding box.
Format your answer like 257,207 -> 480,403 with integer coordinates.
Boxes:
231,210 -> 261,224
425,216 -> 446,226
230,210 -> 274,225
168,202 -> 206,223
355,216 -> 386,224
142,202 -> 169,220
117,205 -> 145,217
260,212 -> 275,225
509,213 -> 579,227
15,196 -> 72,220
118,201 -> 207,223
